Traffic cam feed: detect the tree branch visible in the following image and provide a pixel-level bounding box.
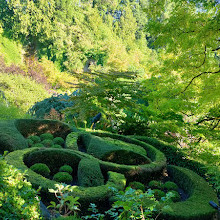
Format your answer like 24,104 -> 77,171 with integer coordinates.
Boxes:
180,69 -> 220,94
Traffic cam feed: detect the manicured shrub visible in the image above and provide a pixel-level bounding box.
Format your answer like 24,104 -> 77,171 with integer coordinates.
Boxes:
0,120 -> 28,153
27,138 -> 34,147
30,163 -> 50,177
53,137 -> 65,145
41,139 -> 53,148
163,181 -> 178,191
78,158 -> 104,187
53,172 -> 73,184
168,190 -> 181,202
59,165 -> 73,174
32,143 -> 45,148
148,180 -> 162,189
0,155 -> 40,219
66,132 -> 79,150
129,181 -> 145,192
40,133 -> 54,140
51,144 -> 62,148
28,135 -> 41,144
153,189 -> 166,200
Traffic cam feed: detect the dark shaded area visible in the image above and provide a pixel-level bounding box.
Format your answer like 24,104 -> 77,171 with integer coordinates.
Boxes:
14,119 -> 75,139
102,150 -> 151,165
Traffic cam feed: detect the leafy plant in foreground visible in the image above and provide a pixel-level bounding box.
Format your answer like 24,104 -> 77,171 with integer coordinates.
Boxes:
0,153 -> 40,219
83,187 -> 173,220
48,184 -> 80,217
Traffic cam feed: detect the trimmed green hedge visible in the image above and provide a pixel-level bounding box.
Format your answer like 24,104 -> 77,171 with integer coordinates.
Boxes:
159,165 -> 218,220
5,148 -> 126,207
0,120 -> 28,153
78,158 -> 105,187
131,135 -> 208,177
84,135 -> 147,159
90,131 -> 167,182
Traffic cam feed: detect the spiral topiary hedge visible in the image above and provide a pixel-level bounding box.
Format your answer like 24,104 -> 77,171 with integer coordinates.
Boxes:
5,147 -> 126,206
66,130 -> 167,182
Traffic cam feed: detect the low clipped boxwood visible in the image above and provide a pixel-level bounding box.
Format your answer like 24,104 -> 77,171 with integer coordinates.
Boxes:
129,181 -> 145,192
32,143 -> 44,148
27,138 -> 34,147
148,180 -> 163,189
53,137 -> 65,145
168,190 -> 181,202
41,139 -> 53,148
163,181 -> 178,191
51,144 -> 62,148
5,148 -> 126,207
40,133 -> 54,141
53,172 -> 73,184
159,165 -> 218,220
30,163 -> 50,177
78,158 -> 105,187
153,189 -> 166,200
28,135 -> 41,144
59,165 -> 73,174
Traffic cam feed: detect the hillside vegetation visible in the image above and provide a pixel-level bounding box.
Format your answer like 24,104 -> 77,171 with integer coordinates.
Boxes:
0,0 -> 219,193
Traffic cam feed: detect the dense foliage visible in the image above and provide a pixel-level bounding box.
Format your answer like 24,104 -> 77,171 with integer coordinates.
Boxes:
0,154 -> 40,219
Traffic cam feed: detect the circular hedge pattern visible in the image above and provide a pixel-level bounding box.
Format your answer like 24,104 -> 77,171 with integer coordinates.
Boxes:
1,120 -> 218,220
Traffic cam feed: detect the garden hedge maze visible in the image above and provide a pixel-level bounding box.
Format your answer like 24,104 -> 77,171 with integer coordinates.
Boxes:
0,119 -> 218,220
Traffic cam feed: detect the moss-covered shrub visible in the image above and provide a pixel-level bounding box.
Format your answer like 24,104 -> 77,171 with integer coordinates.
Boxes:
168,190 -> 181,202
78,158 -> 105,187
59,165 -> 73,174
53,172 -> 73,184
28,135 -> 41,143
51,144 -> 62,148
53,137 -> 65,145
40,133 -> 54,140
148,180 -> 162,189
129,181 -> 145,192
153,189 -> 166,200
30,163 -> 50,177
163,181 -> 178,191
41,139 -> 53,148
32,143 -> 45,148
